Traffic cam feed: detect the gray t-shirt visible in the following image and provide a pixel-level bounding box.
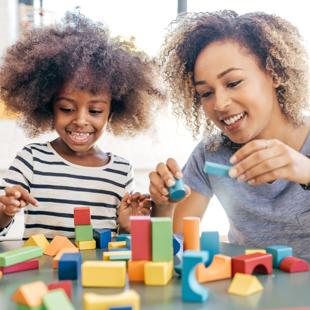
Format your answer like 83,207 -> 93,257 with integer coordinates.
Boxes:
183,133 -> 310,257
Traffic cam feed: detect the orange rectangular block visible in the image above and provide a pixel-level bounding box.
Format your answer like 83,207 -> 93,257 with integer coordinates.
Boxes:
53,248 -> 79,269
44,236 -> 76,257
128,260 -> 147,282
183,217 -> 200,250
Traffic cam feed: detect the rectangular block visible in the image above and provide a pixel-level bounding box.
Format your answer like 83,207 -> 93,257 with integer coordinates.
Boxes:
76,240 -> 96,250
58,253 -> 82,281
0,246 -> 42,267
151,218 -> 173,262
94,228 -> 112,249
47,280 -> 73,300
43,289 -> 74,310
130,216 -> 151,261
144,261 -> 173,286
74,207 -> 91,225
0,259 -> 39,274
53,248 -> 79,269
75,225 -> 93,241
108,241 -> 126,250
103,251 -> 131,261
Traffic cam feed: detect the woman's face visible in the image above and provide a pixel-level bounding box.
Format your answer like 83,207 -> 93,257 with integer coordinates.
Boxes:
194,40 -> 282,144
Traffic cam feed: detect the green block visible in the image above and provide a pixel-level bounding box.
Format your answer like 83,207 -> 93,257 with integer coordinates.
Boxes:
43,289 -> 74,310
75,224 -> 93,241
17,304 -> 44,310
0,246 -> 42,267
151,218 -> 173,261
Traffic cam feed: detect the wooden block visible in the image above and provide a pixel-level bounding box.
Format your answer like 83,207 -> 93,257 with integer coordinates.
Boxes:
75,225 -> 93,241
128,260 -> 147,282
203,161 -> 231,177
12,281 -> 48,307
116,234 -> 131,249
245,249 -> 266,255
144,261 -> 173,286
103,251 -> 131,261
266,245 -> 293,268
0,259 -> 39,274
183,217 -> 200,251
76,240 -> 96,250
108,241 -> 126,250
200,231 -> 219,266
0,270 -> 2,280
232,253 -> 273,276
23,234 -> 49,252
196,254 -> 232,283
58,253 -> 82,281
228,273 -> 263,296
48,280 -> 73,300
168,178 -> 186,201
16,303 -> 44,309
151,218 -> 173,262
43,288 -> 74,310
108,307 -> 132,310
53,248 -> 79,269
0,246 -> 42,267
83,290 -> 140,310
74,207 -> 91,225
94,229 -> 112,249
131,216 -> 152,261
82,261 -> 126,287
44,236 -> 76,257
182,251 -> 209,302
279,256 -> 310,273
173,235 -> 182,256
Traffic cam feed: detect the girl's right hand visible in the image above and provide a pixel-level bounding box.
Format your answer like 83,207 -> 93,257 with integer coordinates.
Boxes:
148,158 -> 191,206
0,185 -> 38,217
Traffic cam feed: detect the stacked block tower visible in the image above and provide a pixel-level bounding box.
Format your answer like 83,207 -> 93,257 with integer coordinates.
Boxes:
74,207 -> 96,250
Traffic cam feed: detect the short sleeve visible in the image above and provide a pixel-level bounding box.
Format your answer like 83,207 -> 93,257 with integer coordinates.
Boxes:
182,142 -> 214,198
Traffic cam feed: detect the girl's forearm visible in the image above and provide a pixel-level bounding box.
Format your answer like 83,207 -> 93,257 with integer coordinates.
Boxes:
0,208 -> 14,229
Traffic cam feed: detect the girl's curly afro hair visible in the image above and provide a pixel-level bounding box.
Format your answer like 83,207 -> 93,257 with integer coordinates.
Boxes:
160,10 -> 309,137
0,12 -> 164,137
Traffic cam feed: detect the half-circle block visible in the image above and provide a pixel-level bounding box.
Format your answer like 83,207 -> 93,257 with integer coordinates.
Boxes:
232,253 -> 272,276
182,250 -> 209,302
196,254 -> 231,283
279,256 -> 309,273
266,245 -> 293,268
228,273 -> 263,296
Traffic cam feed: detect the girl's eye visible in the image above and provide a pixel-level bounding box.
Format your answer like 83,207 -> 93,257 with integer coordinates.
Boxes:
60,107 -> 74,113
89,110 -> 103,115
227,80 -> 242,88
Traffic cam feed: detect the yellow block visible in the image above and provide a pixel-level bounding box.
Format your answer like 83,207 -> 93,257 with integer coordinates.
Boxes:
228,273 -> 264,296
23,234 -> 49,252
53,247 -> 79,269
196,254 -> 232,283
83,290 -> 140,310
82,261 -> 126,287
103,251 -> 131,260
108,241 -> 126,250
245,249 -> 267,255
76,240 -> 96,250
144,260 -> 173,286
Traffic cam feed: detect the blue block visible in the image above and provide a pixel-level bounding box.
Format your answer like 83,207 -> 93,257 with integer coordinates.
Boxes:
182,250 -> 209,302
58,252 -> 82,280
266,245 -> 293,267
116,234 -> 131,249
203,161 -> 231,177
108,307 -> 132,310
93,228 -> 112,249
169,178 -> 186,201
200,231 -> 219,267
173,234 -> 183,256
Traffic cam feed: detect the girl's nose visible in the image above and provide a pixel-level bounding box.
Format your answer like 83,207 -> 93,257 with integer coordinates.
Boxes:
73,110 -> 89,126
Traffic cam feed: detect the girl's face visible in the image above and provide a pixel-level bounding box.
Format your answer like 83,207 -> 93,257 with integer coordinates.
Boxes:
53,83 -> 111,155
194,40 -> 282,144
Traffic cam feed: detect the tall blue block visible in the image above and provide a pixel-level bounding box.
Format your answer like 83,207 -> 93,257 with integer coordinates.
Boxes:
200,231 -> 220,266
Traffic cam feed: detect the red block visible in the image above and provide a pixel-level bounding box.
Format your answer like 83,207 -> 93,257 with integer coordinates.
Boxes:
279,256 -> 309,273
232,253 -> 273,276
0,259 -> 39,274
131,216 -> 152,261
74,207 -> 90,225
47,280 -> 73,300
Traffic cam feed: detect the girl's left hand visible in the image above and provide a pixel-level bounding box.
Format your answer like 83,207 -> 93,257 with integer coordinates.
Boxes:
228,139 -> 310,186
117,192 -> 152,233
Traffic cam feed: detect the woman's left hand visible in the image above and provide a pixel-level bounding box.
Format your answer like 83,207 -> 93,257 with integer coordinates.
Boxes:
117,192 -> 152,233
228,139 -> 310,186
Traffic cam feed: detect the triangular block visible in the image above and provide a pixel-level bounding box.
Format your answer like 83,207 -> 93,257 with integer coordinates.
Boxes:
24,234 -> 49,252
228,273 -> 263,296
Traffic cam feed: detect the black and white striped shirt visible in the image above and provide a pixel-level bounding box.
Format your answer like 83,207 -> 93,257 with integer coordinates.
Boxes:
0,142 -> 134,239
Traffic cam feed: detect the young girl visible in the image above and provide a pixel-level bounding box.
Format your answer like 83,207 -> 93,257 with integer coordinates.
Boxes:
149,11 -> 310,257
0,13 -> 162,238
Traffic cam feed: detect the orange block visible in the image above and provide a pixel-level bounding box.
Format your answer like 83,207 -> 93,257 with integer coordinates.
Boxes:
128,260 -> 147,282
183,217 -> 200,250
12,281 -> 48,307
44,236 -> 76,257
0,270 -> 2,280
52,248 -> 79,269
196,254 -> 232,283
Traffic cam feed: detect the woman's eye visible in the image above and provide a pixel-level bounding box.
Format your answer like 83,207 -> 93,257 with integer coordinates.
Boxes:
201,91 -> 213,99
227,80 -> 242,88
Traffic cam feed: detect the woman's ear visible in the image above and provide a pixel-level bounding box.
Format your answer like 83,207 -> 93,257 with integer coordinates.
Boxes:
272,74 -> 281,88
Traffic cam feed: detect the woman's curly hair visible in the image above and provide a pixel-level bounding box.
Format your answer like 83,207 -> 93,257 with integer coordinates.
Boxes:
0,12 -> 164,137
160,10 -> 309,138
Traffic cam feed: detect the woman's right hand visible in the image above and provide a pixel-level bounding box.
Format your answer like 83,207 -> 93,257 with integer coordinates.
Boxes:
148,158 -> 191,207
0,185 -> 38,217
